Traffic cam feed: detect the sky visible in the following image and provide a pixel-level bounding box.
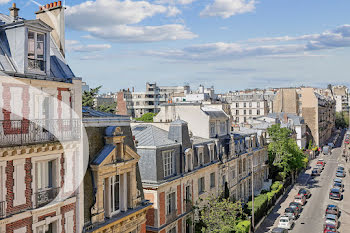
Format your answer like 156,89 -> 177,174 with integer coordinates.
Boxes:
1,0 -> 350,93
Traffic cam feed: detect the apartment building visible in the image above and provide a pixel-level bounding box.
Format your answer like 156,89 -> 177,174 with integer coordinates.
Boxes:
117,83 -> 190,118
273,87 -> 335,146
132,121 -> 219,233
227,95 -> 269,125
171,85 -> 216,103
0,2 -> 83,232
82,107 -> 151,233
332,85 -> 349,113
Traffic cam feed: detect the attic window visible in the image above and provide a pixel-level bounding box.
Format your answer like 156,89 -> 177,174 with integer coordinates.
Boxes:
28,31 -> 45,72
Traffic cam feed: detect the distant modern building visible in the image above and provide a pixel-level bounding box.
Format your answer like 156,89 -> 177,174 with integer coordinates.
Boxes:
273,87 -> 335,146
82,81 -> 90,92
117,83 -> 190,118
332,85 -> 349,113
172,85 -> 216,103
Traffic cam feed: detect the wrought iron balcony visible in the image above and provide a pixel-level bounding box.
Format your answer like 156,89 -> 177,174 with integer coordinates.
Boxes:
166,209 -> 178,224
35,187 -> 60,208
0,201 -> 5,218
0,119 -> 80,147
185,200 -> 192,212
28,58 -> 45,71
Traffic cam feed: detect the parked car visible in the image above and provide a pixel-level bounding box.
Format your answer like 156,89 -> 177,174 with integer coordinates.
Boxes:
329,188 -> 342,200
323,146 -> 331,155
294,194 -> 307,205
337,165 -> 345,171
328,143 -> 335,148
336,170 -> 345,178
334,178 -> 343,184
271,227 -> 288,233
325,204 -> 339,217
312,168 -> 321,176
333,182 -> 344,192
316,164 -> 324,171
323,223 -> 338,233
325,214 -> 338,228
284,207 -> 298,219
289,202 -> 302,214
317,160 -> 326,167
278,215 -> 294,230
298,188 -> 311,198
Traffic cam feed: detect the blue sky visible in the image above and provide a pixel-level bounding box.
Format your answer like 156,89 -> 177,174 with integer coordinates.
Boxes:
1,0 -> 350,93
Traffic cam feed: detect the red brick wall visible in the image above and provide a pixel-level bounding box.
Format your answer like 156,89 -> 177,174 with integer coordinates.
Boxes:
159,192 -> 165,226
177,185 -> 181,215
144,193 -> 155,227
6,158 -> 32,215
61,203 -> 76,233
177,219 -> 182,233
38,211 -> 56,221
160,229 -> 166,233
60,154 -> 65,189
141,222 -> 146,233
117,92 -> 127,115
6,217 -> 32,233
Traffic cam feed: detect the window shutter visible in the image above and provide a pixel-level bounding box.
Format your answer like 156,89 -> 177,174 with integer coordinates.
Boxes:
14,160 -> 26,206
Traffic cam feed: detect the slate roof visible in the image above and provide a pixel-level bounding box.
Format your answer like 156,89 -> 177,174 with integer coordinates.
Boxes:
91,144 -> 115,165
192,136 -> 214,145
201,107 -> 228,118
82,107 -> 125,118
132,124 -> 177,147
0,13 -> 75,81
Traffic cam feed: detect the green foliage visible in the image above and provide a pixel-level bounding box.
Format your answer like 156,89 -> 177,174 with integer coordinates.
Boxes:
199,196 -> 246,233
82,86 -> 101,108
267,124 -> 307,181
271,181 -> 282,191
96,102 -> 117,114
335,111 -> 349,129
234,220 -> 251,233
135,112 -> 157,122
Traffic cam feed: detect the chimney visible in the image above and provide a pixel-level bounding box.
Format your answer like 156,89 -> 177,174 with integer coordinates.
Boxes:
36,1 -> 65,57
9,3 -> 19,20
283,113 -> 288,123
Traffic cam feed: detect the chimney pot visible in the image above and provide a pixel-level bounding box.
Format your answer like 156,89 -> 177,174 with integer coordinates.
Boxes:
12,3 -> 16,8
54,2 -> 57,7
9,2 -> 19,19
46,4 -> 49,8
50,3 -> 53,8
58,1 -> 62,6
39,6 -> 42,11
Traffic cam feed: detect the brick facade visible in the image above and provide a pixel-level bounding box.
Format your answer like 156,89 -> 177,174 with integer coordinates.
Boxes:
159,192 -> 165,226
177,219 -> 182,233
177,185 -> 181,216
6,217 -> 33,233
61,203 -> 76,233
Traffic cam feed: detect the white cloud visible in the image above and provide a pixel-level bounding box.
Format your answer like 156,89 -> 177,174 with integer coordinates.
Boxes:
167,6 -> 181,17
66,40 -> 111,52
66,0 -> 196,42
200,0 -> 256,18
144,25 -> 350,61
86,24 -> 197,42
0,0 -> 11,4
155,0 -> 197,5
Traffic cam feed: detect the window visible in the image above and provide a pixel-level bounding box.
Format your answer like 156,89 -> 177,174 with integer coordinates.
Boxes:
168,226 -> 177,233
13,159 -> 26,206
244,103 -> 247,107
220,121 -> 226,133
198,177 -> 205,194
236,110 -> 239,115
236,103 -> 239,108
110,175 -> 120,214
185,152 -> 193,172
232,167 -> 236,179
249,102 -> 252,107
185,186 -> 191,201
36,160 -> 55,191
163,151 -> 174,177
257,102 -> 260,108
244,110 -> 246,115
167,192 -> 176,214
257,109 -> 260,115
28,31 -> 45,72
198,152 -> 204,166
209,146 -> 215,161
244,117 -> 247,123
64,211 -> 74,233
249,110 -> 252,115
210,172 -> 215,188
222,175 -> 226,186
210,122 -> 215,135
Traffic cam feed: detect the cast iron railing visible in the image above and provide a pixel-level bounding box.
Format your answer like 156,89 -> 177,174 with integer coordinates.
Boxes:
0,119 -> 80,147
166,209 -> 177,224
35,187 -> 60,208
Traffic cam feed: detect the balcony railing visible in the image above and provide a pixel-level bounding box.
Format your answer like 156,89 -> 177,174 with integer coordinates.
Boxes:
166,209 -> 178,224
35,187 -> 60,208
0,119 -> 80,147
185,201 -> 193,212
28,58 -> 45,72
0,201 -> 5,218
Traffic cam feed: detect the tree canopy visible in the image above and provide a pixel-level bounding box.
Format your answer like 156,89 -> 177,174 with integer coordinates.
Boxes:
267,124 -> 307,180
82,86 -> 101,108
135,112 -> 157,122
335,111 -> 349,129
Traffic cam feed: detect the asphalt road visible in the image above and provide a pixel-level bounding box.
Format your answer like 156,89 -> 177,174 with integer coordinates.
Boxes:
257,130 -> 349,233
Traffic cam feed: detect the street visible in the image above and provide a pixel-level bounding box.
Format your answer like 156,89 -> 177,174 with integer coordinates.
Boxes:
257,131 -> 350,233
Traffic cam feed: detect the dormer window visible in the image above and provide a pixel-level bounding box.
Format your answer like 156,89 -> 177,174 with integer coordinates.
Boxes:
28,31 -> 45,72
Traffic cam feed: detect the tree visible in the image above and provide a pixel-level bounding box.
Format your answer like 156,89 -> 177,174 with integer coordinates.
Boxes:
199,196 -> 246,233
335,111 -> 349,129
135,112 -> 157,122
82,86 -> 101,108
96,102 -> 117,114
267,124 -> 307,182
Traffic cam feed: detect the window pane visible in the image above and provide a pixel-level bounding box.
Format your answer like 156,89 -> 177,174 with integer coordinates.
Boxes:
114,175 -> 120,212
28,32 -> 35,59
